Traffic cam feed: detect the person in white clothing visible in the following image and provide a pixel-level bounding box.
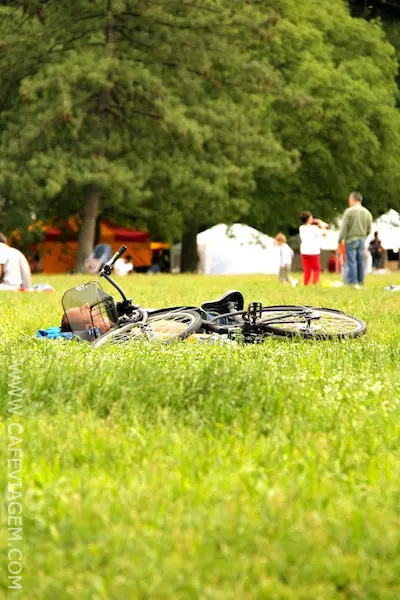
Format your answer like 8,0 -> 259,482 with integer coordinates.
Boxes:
15,248 -> 32,288
274,233 -> 296,285
114,255 -> 134,276
299,212 -> 327,286
0,233 -> 24,290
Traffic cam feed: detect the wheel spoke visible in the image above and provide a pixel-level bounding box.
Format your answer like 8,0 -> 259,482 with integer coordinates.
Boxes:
258,308 -> 365,338
147,312 -> 197,341
106,325 -> 144,345
300,312 -> 361,334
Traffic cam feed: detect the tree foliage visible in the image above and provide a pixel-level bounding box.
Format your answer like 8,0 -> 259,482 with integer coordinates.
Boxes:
249,0 -> 400,234
0,0 -> 294,269
0,0 -> 400,269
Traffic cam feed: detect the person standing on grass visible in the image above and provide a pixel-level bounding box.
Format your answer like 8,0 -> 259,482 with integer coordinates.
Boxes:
299,212 -> 326,286
369,231 -> 384,271
274,233 -> 296,285
338,191 -> 373,287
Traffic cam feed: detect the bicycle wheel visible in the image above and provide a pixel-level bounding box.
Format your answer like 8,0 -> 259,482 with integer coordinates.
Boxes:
258,306 -> 366,339
146,310 -> 202,341
92,321 -> 146,347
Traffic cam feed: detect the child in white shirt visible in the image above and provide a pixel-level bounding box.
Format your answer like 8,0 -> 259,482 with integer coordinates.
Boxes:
274,233 -> 296,285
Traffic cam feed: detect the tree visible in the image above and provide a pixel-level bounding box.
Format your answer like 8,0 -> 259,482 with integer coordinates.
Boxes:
248,0 -> 400,235
0,2 -> 52,233
0,0 -> 295,271
2,0 -> 399,265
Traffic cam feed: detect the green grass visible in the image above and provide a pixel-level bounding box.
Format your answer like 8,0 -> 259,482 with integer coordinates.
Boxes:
1,272 -> 400,599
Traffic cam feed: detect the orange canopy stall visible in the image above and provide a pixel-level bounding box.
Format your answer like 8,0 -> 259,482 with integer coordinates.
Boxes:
101,221 -> 152,268
150,242 -> 170,251
41,221 -> 152,273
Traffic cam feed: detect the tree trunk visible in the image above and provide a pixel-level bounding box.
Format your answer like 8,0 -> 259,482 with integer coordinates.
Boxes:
75,185 -> 100,272
74,4 -> 111,273
180,223 -> 199,273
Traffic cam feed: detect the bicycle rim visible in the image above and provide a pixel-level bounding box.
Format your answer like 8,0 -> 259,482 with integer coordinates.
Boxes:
146,310 -> 202,341
259,307 -> 366,339
92,321 -> 146,347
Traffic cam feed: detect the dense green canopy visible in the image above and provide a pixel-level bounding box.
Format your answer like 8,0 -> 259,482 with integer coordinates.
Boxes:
0,0 -> 399,269
248,0 -> 400,234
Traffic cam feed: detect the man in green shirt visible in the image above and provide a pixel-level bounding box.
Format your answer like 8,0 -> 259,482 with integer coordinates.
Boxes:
338,191 -> 373,286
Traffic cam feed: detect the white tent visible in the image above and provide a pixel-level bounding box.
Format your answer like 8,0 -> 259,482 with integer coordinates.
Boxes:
312,209 -> 400,252
288,228 -> 340,252
369,209 -> 400,251
172,224 -> 280,275
318,210 -> 400,273
319,229 -> 340,250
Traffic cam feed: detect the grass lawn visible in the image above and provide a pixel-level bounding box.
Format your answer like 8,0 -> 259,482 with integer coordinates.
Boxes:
1,272 -> 400,599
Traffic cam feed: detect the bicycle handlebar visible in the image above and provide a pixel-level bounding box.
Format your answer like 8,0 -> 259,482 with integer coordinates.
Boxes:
99,245 -> 127,276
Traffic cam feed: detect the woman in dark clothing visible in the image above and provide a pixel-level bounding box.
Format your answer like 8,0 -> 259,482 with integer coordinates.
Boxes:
368,232 -> 384,270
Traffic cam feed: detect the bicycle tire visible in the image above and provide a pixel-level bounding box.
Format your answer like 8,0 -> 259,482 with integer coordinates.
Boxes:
146,310 -> 203,341
92,310 -> 202,346
92,321 -> 146,347
258,306 -> 366,339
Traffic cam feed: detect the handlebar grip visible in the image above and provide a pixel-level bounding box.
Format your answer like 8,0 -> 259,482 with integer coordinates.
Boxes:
113,245 -> 127,262
107,245 -> 127,267
99,245 -> 127,276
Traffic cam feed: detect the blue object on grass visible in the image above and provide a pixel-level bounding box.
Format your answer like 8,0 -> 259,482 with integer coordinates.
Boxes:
36,327 -> 74,340
36,326 -> 103,341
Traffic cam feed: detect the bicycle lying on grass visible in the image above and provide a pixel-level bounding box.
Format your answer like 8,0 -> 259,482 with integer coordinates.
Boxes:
62,246 -> 367,347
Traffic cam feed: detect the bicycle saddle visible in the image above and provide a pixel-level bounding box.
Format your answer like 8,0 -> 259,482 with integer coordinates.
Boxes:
201,290 -> 244,313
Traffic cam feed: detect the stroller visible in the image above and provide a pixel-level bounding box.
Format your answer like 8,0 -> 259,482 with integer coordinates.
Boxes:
83,244 -> 112,274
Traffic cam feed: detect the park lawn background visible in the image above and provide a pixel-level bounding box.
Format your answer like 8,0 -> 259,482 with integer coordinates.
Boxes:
1,272 -> 400,600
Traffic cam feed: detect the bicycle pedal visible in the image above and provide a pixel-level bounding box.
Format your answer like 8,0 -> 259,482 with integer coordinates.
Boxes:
246,302 -> 263,323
